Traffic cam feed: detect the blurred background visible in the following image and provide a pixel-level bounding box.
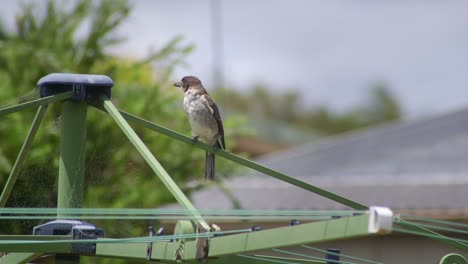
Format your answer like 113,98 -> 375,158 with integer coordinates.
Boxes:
0,1 -> 467,262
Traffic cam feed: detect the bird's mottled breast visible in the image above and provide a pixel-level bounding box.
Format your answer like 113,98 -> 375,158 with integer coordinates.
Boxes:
183,91 -> 203,114
183,90 -> 219,144
183,91 -> 216,126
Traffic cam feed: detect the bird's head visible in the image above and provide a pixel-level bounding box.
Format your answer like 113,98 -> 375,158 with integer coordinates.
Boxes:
174,76 -> 202,92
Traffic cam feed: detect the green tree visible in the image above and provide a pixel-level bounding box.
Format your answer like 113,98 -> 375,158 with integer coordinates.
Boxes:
366,82 -> 402,123
216,82 -> 403,137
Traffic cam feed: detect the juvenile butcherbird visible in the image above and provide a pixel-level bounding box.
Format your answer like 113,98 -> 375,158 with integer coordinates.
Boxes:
174,76 -> 225,181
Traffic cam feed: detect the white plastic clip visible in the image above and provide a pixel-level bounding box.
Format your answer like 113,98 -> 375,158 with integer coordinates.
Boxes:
368,206 -> 393,234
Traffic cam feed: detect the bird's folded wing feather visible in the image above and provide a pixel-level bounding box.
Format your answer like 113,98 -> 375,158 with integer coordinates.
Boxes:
201,94 -> 226,149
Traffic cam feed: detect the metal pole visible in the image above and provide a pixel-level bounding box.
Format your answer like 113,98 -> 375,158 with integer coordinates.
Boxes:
211,0 -> 224,90
56,100 -> 87,263
57,101 -> 87,211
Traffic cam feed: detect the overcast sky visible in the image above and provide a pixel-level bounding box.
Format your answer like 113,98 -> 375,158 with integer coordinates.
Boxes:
3,1 -> 468,117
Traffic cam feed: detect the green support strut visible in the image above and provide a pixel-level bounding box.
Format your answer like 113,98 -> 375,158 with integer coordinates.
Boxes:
102,97 -> 210,231
56,100 -> 88,263
57,100 -> 88,211
0,105 -> 48,207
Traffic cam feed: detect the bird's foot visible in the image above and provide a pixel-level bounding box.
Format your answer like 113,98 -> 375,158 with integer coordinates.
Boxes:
213,140 -> 224,152
191,136 -> 199,145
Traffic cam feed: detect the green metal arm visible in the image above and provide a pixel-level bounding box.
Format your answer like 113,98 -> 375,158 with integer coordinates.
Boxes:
0,105 -> 48,207
0,91 -> 72,117
0,211 -> 387,261
119,110 -> 368,210
102,98 -> 210,231
0,253 -> 45,264
95,212 -> 376,261
0,235 -> 72,253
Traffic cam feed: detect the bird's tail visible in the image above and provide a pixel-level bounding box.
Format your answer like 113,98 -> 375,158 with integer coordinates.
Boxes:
205,152 -> 215,181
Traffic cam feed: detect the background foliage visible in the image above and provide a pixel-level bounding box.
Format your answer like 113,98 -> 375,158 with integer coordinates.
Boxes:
215,82 -> 402,136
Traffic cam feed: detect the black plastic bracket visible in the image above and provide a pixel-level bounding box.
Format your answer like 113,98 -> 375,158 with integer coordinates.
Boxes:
146,226 -> 164,260
146,226 -> 155,260
33,220 -> 104,255
326,248 -> 341,264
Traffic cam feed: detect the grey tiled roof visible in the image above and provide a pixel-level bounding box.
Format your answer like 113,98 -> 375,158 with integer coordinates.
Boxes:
257,107 -> 468,177
191,107 -> 468,211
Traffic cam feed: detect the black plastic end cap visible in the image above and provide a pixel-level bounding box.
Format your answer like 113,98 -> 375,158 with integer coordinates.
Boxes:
37,73 -> 113,101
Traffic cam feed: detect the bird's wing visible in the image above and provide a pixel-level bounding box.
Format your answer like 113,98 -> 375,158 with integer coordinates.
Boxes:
201,94 -> 226,149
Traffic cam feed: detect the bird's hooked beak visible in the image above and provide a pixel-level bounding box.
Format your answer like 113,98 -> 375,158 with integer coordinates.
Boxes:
173,81 -> 182,87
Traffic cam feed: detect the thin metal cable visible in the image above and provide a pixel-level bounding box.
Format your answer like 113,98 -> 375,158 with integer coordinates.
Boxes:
398,222 -> 468,235
395,218 -> 468,251
301,245 -> 383,264
253,254 -> 325,263
0,88 -> 39,109
0,215 -> 335,220
238,254 -> 302,264
394,228 -> 468,245
0,208 -> 363,221
273,248 -> 359,264
401,216 -> 468,229
0,228 -> 252,245
0,207 -> 363,216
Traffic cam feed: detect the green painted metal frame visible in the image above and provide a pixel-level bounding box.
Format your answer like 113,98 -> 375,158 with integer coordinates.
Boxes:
0,85 -> 464,263
0,91 -> 72,117
0,212 -> 371,261
0,252 -> 46,264
0,236 -> 72,253
119,111 -> 368,210
0,105 -> 48,207
94,213 -> 371,261
57,101 -> 88,211
118,110 -> 468,254
102,97 -> 210,231
0,91 -> 80,264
